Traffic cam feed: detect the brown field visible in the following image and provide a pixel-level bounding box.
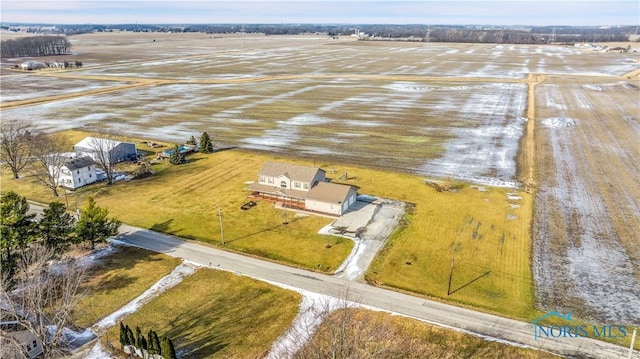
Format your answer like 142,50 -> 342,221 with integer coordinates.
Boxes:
299,308 -> 558,358
2,31 -> 639,327
533,76 -> 640,324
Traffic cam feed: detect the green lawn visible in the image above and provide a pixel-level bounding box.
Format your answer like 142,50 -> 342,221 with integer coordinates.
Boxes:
103,268 -> 301,358
3,129 -> 535,321
1,130 -> 353,273
72,245 -> 182,329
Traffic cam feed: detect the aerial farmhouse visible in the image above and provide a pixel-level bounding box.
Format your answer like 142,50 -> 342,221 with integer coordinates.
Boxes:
247,161 -> 357,216
56,156 -> 98,190
0,320 -> 44,359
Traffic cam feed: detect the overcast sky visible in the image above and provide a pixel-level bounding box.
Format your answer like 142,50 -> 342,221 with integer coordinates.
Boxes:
1,1 -> 638,26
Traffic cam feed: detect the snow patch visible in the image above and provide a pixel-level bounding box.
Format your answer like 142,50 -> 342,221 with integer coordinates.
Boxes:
541,117 -> 577,128
92,262 -> 197,331
85,340 -> 112,359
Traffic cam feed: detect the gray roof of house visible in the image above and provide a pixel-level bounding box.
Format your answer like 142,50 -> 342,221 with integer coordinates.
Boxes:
259,161 -> 325,183
306,182 -> 356,204
64,156 -> 95,170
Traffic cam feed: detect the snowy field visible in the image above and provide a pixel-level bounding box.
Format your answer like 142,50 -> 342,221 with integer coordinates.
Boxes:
1,78 -> 528,186
533,78 -> 640,324
2,35 -> 637,189
3,34 -> 639,328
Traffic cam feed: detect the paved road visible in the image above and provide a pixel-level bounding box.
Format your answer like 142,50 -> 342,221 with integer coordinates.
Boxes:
114,223 -> 631,359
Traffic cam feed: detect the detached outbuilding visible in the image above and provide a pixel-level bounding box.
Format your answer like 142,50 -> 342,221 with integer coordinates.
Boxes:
19,61 -> 46,70
74,137 -> 137,163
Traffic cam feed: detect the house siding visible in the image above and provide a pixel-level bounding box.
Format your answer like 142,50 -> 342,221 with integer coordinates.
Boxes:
54,157 -> 98,190
248,162 -> 357,216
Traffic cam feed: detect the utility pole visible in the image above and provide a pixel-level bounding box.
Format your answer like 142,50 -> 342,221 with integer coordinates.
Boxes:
629,328 -> 637,359
217,204 -> 225,245
447,257 -> 455,295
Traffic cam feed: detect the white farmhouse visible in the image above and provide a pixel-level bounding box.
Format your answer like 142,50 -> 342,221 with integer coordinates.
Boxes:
247,161 -> 357,216
1,321 -> 44,359
56,156 -> 98,189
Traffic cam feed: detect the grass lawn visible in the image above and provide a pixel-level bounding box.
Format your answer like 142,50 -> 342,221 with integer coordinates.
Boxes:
319,164 -> 539,320
72,245 -> 182,329
102,268 -> 301,358
301,308 -> 559,358
3,129 -> 535,321
0,130 -> 353,273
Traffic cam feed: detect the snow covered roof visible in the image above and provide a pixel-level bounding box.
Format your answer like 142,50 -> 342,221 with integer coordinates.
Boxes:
74,137 -> 129,149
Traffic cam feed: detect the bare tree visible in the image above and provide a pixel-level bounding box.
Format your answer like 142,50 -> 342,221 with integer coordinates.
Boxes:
1,244 -> 87,359
85,134 -> 128,185
28,134 -> 70,197
0,120 -> 37,180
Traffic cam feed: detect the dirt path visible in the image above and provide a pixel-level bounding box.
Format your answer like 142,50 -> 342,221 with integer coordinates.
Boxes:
621,67 -> 640,79
521,73 -> 545,192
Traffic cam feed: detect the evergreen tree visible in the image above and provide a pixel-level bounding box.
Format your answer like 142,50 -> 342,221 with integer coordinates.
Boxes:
186,135 -> 198,146
75,197 -> 120,250
0,191 -> 36,283
119,322 -> 127,347
135,326 -> 143,348
38,202 -> 76,256
148,330 -> 161,354
199,131 -> 214,153
169,145 -> 185,165
161,336 -> 177,359
126,326 -> 135,348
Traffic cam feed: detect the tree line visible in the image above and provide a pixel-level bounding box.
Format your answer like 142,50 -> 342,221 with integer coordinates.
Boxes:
1,191 -> 120,285
1,191 -> 119,358
119,322 -> 177,359
1,35 -> 72,58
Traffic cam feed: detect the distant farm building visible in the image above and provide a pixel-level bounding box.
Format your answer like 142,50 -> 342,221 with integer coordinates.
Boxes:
247,161 -> 357,216
19,61 -> 46,70
74,137 -> 137,163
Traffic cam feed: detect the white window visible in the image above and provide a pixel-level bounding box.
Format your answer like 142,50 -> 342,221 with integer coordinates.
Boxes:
280,181 -> 287,188
303,183 -> 309,190
268,177 -> 274,184
294,182 -> 300,188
